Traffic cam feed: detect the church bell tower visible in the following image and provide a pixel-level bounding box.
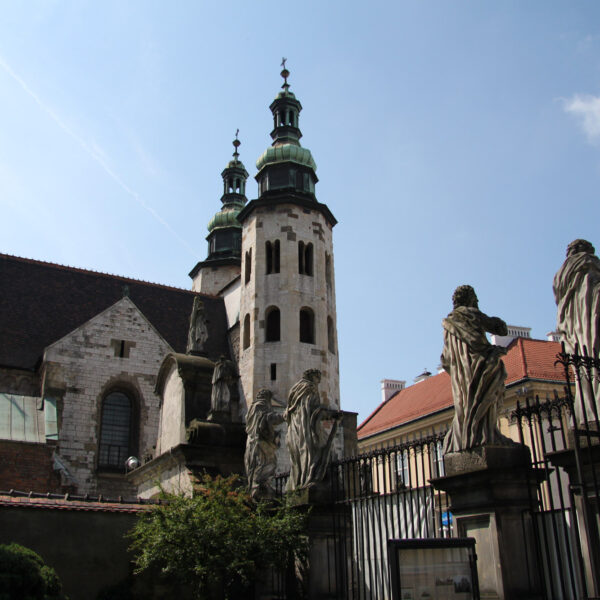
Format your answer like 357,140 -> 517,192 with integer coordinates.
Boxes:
190,133 -> 248,295
237,62 -> 340,423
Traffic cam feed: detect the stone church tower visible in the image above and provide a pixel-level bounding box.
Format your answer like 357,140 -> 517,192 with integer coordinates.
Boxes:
189,134 -> 248,295
237,65 -> 340,414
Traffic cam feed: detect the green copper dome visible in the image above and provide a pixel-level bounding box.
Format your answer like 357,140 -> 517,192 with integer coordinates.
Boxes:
207,202 -> 244,233
256,143 -> 317,173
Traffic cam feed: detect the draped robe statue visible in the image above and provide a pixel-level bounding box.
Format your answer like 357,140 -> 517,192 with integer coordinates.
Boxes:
187,297 -> 209,354
553,239 -> 600,421
284,369 -> 340,491
442,285 -> 509,453
244,389 -> 284,499
210,357 -> 236,416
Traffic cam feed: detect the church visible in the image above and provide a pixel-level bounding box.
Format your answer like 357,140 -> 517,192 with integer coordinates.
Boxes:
0,65 -> 356,500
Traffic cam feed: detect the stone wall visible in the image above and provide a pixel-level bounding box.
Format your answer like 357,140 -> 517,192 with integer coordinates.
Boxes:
239,203 -> 341,472
42,297 -> 171,497
191,263 -> 240,295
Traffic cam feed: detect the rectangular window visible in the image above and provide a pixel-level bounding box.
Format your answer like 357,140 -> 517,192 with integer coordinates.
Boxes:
270,363 -> 277,381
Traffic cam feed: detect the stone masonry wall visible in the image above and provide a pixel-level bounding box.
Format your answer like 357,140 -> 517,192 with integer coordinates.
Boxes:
42,297 -> 171,497
239,203 -> 341,472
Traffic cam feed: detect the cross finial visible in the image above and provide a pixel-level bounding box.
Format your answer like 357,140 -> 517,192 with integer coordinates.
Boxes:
280,57 -> 290,90
232,129 -> 241,159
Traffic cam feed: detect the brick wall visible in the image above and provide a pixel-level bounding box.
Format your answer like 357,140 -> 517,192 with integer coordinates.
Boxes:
0,440 -> 61,493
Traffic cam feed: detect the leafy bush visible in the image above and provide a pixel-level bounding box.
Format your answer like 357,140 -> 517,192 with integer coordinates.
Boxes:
0,543 -> 67,600
128,474 -> 307,600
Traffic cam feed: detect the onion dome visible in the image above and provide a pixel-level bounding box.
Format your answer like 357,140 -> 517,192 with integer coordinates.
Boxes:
205,132 -> 248,260
254,60 -> 318,199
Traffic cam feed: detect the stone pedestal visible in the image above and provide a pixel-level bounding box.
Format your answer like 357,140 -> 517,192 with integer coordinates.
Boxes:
266,481 -> 347,600
432,445 -> 545,600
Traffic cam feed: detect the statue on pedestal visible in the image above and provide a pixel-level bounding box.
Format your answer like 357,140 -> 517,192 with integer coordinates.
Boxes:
442,285 -> 509,453
554,239 -> 600,420
244,389 -> 285,499
284,369 -> 341,491
187,297 -> 209,354
209,356 -> 236,420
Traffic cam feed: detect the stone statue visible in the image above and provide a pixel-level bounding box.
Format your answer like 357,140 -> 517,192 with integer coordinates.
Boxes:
284,369 -> 341,491
209,356 -> 236,417
187,297 -> 209,354
553,239 -> 600,420
244,389 -> 285,499
442,285 -> 509,453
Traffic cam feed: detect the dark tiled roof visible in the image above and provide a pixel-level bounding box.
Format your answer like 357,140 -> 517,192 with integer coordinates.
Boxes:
358,339 -> 565,439
0,254 -> 230,370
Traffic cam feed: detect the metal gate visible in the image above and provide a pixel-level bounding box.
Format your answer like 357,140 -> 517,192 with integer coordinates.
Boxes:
512,345 -> 600,600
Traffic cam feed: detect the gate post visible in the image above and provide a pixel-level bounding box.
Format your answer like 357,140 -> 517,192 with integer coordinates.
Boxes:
432,444 -> 545,600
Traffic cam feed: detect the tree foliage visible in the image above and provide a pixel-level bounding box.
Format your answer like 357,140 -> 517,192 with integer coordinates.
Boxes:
128,474 -> 307,599
0,543 -> 67,600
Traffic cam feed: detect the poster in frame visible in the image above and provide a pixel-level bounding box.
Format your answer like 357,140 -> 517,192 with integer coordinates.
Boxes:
388,538 -> 479,600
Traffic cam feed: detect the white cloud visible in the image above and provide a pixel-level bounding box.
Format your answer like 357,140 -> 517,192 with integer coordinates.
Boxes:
564,94 -> 600,144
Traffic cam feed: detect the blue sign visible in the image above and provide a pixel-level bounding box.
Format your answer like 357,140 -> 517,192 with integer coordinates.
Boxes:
442,511 -> 453,526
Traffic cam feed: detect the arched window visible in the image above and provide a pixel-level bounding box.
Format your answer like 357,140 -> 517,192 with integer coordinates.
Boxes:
265,307 -> 281,342
327,316 -> 335,354
266,241 -> 273,274
298,242 -> 313,276
243,314 -> 251,349
266,240 -> 280,274
98,391 -> 135,470
298,241 -> 305,274
299,308 -> 315,344
244,248 -> 252,284
304,243 -> 313,276
325,253 -> 332,288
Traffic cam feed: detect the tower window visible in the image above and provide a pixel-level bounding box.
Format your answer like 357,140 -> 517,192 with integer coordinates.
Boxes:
245,249 -> 252,284
270,363 -> 277,381
243,314 -> 251,350
325,253 -> 332,288
299,242 -> 313,276
98,391 -> 135,470
265,240 -> 280,275
327,316 -> 335,354
299,308 -> 315,344
265,307 -> 281,342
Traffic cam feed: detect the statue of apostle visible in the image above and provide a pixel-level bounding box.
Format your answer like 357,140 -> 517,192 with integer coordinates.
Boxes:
187,297 -> 209,354
442,285 -> 509,453
244,389 -> 285,499
209,356 -> 236,417
553,239 -> 600,420
284,369 -> 341,491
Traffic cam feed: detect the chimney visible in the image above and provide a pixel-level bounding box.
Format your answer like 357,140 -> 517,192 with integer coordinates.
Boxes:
381,379 -> 405,403
414,369 -> 432,384
547,331 -> 561,342
491,325 -> 531,348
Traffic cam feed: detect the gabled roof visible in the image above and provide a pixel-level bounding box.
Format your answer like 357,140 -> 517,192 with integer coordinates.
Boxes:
0,254 -> 230,371
358,339 -> 565,440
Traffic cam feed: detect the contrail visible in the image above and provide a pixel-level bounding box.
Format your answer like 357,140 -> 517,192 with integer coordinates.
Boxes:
0,55 -> 199,258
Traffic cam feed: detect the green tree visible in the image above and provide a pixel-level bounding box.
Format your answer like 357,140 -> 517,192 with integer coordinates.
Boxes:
0,543 -> 67,600
128,474 -> 307,600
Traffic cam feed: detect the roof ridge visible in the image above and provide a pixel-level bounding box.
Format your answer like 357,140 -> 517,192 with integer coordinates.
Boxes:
0,252 -> 218,298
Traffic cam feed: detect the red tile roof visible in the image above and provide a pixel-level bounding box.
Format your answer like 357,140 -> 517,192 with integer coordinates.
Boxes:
0,253 -> 231,370
358,339 -> 565,440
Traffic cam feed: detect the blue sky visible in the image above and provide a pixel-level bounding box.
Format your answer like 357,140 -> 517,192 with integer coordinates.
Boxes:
1,2 -> 599,422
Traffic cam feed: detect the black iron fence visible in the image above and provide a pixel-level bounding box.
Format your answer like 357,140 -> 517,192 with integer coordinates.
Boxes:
329,431 -> 451,599
512,344 -> 600,600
